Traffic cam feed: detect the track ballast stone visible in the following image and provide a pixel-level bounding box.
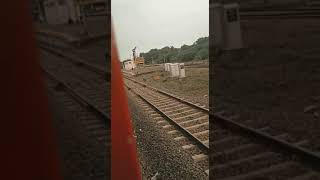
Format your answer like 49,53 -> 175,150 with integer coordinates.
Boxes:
47,90 -> 108,180
128,93 -> 208,180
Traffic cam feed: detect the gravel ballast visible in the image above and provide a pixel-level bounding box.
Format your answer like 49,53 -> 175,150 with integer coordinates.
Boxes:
127,92 -> 208,180
39,29 -> 110,179
47,89 -> 109,180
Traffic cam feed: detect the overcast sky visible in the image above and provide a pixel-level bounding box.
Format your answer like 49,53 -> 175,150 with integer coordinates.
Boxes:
112,0 -> 209,61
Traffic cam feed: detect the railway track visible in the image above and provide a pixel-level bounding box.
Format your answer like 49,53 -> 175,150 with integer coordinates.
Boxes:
210,3 -> 320,19
39,46 -> 110,178
39,43 -> 320,179
240,9 -> 320,19
123,74 -> 320,179
211,111 -> 320,179
240,6 -> 320,19
124,76 -> 210,176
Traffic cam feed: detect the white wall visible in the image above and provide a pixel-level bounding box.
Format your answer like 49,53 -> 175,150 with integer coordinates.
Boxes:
66,0 -> 78,23
124,61 -> 136,70
44,0 -> 76,24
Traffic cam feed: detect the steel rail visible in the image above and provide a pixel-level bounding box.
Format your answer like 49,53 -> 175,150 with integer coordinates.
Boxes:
42,68 -> 110,124
41,45 -> 320,171
209,4 -> 320,19
124,82 -> 210,152
124,76 -> 320,171
37,31 -> 108,47
213,113 -> 320,171
241,14 -> 320,19
39,45 -> 110,80
123,76 -> 209,113
240,9 -> 320,19
240,7 -> 320,12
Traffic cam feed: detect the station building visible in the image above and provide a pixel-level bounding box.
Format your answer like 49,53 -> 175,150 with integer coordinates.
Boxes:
123,59 -> 136,71
31,0 -> 43,21
33,0 -> 109,25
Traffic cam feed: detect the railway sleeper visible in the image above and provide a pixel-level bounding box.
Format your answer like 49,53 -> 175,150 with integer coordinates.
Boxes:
173,112 -> 204,122
168,109 -> 200,118
145,109 -> 155,113
258,127 -> 291,138
174,130 -> 209,142
168,130 -> 184,139
145,107 -> 156,113
150,113 -> 161,118
212,152 -> 285,179
156,120 -> 167,125
149,97 -> 175,104
192,153 -> 208,163
157,102 -> 183,109
167,130 -> 179,135
144,93 -> 160,100
149,112 -> 160,116
211,131 -> 230,141
185,122 -> 209,131
175,116 -> 208,125
162,124 -> 172,129
150,99 -> 176,106
213,136 -> 249,152
205,169 -> 209,176
165,106 -> 192,114
213,111 -> 226,116
290,171 -> 320,180
240,119 -> 270,129
144,93 -> 166,100
162,125 -> 175,132
179,116 -> 208,126
294,140 -> 310,147
149,96 -> 171,102
216,161 -> 308,180
138,104 -> 149,108
211,143 -> 266,165
209,124 -> 232,131
197,158 -> 209,170
184,143 -> 207,155
153,116 -> 164,120
182,137 -> 209,147
160,103 -> 185,111
174,136 -> 200,146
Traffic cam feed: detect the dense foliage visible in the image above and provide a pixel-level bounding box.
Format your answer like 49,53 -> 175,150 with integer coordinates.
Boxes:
140,37 -> 208,64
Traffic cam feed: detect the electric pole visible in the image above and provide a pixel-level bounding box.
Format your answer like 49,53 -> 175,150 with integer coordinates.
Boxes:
132,47 -> 137,61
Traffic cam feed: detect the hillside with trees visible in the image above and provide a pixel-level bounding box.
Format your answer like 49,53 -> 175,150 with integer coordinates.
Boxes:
140,37 -> 208,64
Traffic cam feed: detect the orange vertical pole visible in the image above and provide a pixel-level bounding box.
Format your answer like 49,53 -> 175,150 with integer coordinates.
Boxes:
111,26 -> 142,180
0,1 -> 63,180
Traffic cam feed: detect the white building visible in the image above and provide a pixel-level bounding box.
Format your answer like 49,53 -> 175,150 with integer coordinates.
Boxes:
42,0 -> 109,25
43,0 -> 77,24
123,59 -> 136,71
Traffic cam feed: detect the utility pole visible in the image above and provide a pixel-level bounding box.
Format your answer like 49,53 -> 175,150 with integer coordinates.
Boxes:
132,47 -> 137,61
39,0 -> 47,23
80,3 -> 88,35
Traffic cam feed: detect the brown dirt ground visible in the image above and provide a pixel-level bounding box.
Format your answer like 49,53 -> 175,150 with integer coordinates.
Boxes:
132,65 -> 209,108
